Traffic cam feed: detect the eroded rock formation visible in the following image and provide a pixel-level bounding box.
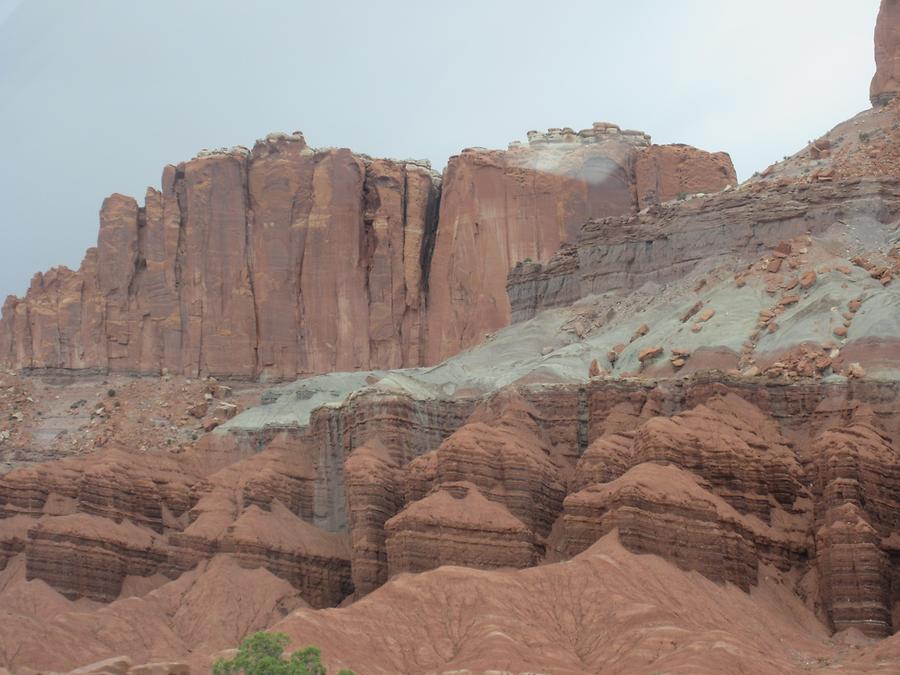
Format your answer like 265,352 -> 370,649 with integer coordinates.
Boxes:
424,130 -> 736,362
873,0 -> 900,106
385,481 -> 541,574
0,128 -> 735,378
0,138 -> 441,379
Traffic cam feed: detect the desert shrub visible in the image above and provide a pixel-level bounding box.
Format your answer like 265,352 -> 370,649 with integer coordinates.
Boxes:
213,632 -> 354,675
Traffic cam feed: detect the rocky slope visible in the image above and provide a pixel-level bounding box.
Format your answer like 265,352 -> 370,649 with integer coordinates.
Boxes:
0,128 -> 734,379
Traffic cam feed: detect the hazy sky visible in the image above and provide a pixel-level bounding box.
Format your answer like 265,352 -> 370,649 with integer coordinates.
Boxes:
0,0 -> 882,300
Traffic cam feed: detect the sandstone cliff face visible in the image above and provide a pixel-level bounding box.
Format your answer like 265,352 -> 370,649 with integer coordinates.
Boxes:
424,129 -> 736,362
872,0 -> 900,106
0,135 -> 441,379
634,144 -> 736,209
0,128 -> 735,378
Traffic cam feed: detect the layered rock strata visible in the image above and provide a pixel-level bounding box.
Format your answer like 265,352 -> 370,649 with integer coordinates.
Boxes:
0,129 -> 735,377
404,394 -> 565,538
811,422 -> 900,636
344,440 -> 404,596
564,464 -> 761,590
508,178 -> 900,322
424,131 -> 735,362
2,374 -> 900,655
385,482 -> 540,574
25,513 -> 169,601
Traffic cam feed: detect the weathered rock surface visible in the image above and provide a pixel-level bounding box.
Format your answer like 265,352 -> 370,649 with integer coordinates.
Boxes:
0,130 -> 734,378
811,422 -> 900,637
218,502 -> 352,608
404,393 -> 565,538
385,482 -> 540,575
25,513 -> 169,602
634,143 -> 736,208
0,138 -> 440,379
425,132 -> 735,362
4,7 -> 900,671
0,554 -> 307,673
872,0 -> 900,106
564,464 -> 761,590
344,440 -> 403,596
631,394 -> 807,522
2,374 -> 900,671
272,534 -> 880,674
508,178 -> 900,323
0,448 -> 196,532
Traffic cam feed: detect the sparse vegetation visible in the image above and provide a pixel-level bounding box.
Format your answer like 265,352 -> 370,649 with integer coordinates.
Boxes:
213,632 -> 354,675
676,192 -> 688,201
859,131 -> 871,142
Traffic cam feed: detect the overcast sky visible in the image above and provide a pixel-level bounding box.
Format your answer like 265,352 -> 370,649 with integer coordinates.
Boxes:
0,0 -> 882,300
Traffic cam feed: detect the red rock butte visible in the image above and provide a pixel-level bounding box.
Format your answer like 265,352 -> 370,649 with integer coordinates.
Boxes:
0,126 -> 735,379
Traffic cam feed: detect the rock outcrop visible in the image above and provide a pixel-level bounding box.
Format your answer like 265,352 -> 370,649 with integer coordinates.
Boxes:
872,0 -> 900,106
0,129 -> 734,378
811,422 -> 900,637
508,178 -> 900,323
0,554 -> 308,673
385,482 -> 540,574
0,137 -> 440,379
424,131 -> 735,362
404,393 -> 565,538
4,5 -> 900,671
344,441 -> 403,596
25,513 -> 169,602
564,464 -> 761,590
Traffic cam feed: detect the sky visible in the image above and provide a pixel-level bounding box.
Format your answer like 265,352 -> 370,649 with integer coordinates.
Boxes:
0,0 -> 882,300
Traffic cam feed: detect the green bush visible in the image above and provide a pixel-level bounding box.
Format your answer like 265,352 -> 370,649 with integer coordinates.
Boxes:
213,632 -> 354,675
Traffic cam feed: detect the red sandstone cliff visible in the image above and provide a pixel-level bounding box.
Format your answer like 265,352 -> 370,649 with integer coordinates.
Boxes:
0,128 -> 734,378
424,127 -> 735,362
0,134 -> 441,379
873,0 -> 900,106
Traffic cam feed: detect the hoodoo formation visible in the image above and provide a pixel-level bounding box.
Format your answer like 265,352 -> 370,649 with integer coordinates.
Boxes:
2,2 -> 900,674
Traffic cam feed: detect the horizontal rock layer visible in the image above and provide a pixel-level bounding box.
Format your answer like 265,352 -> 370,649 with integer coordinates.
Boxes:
508,178 -> 900,322
3,373 -> 900,657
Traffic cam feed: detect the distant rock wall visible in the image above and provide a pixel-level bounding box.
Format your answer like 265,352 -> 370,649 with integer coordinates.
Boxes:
0,127 -> 735,378
872,0 -> 900,106
0,135 -> 440,379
